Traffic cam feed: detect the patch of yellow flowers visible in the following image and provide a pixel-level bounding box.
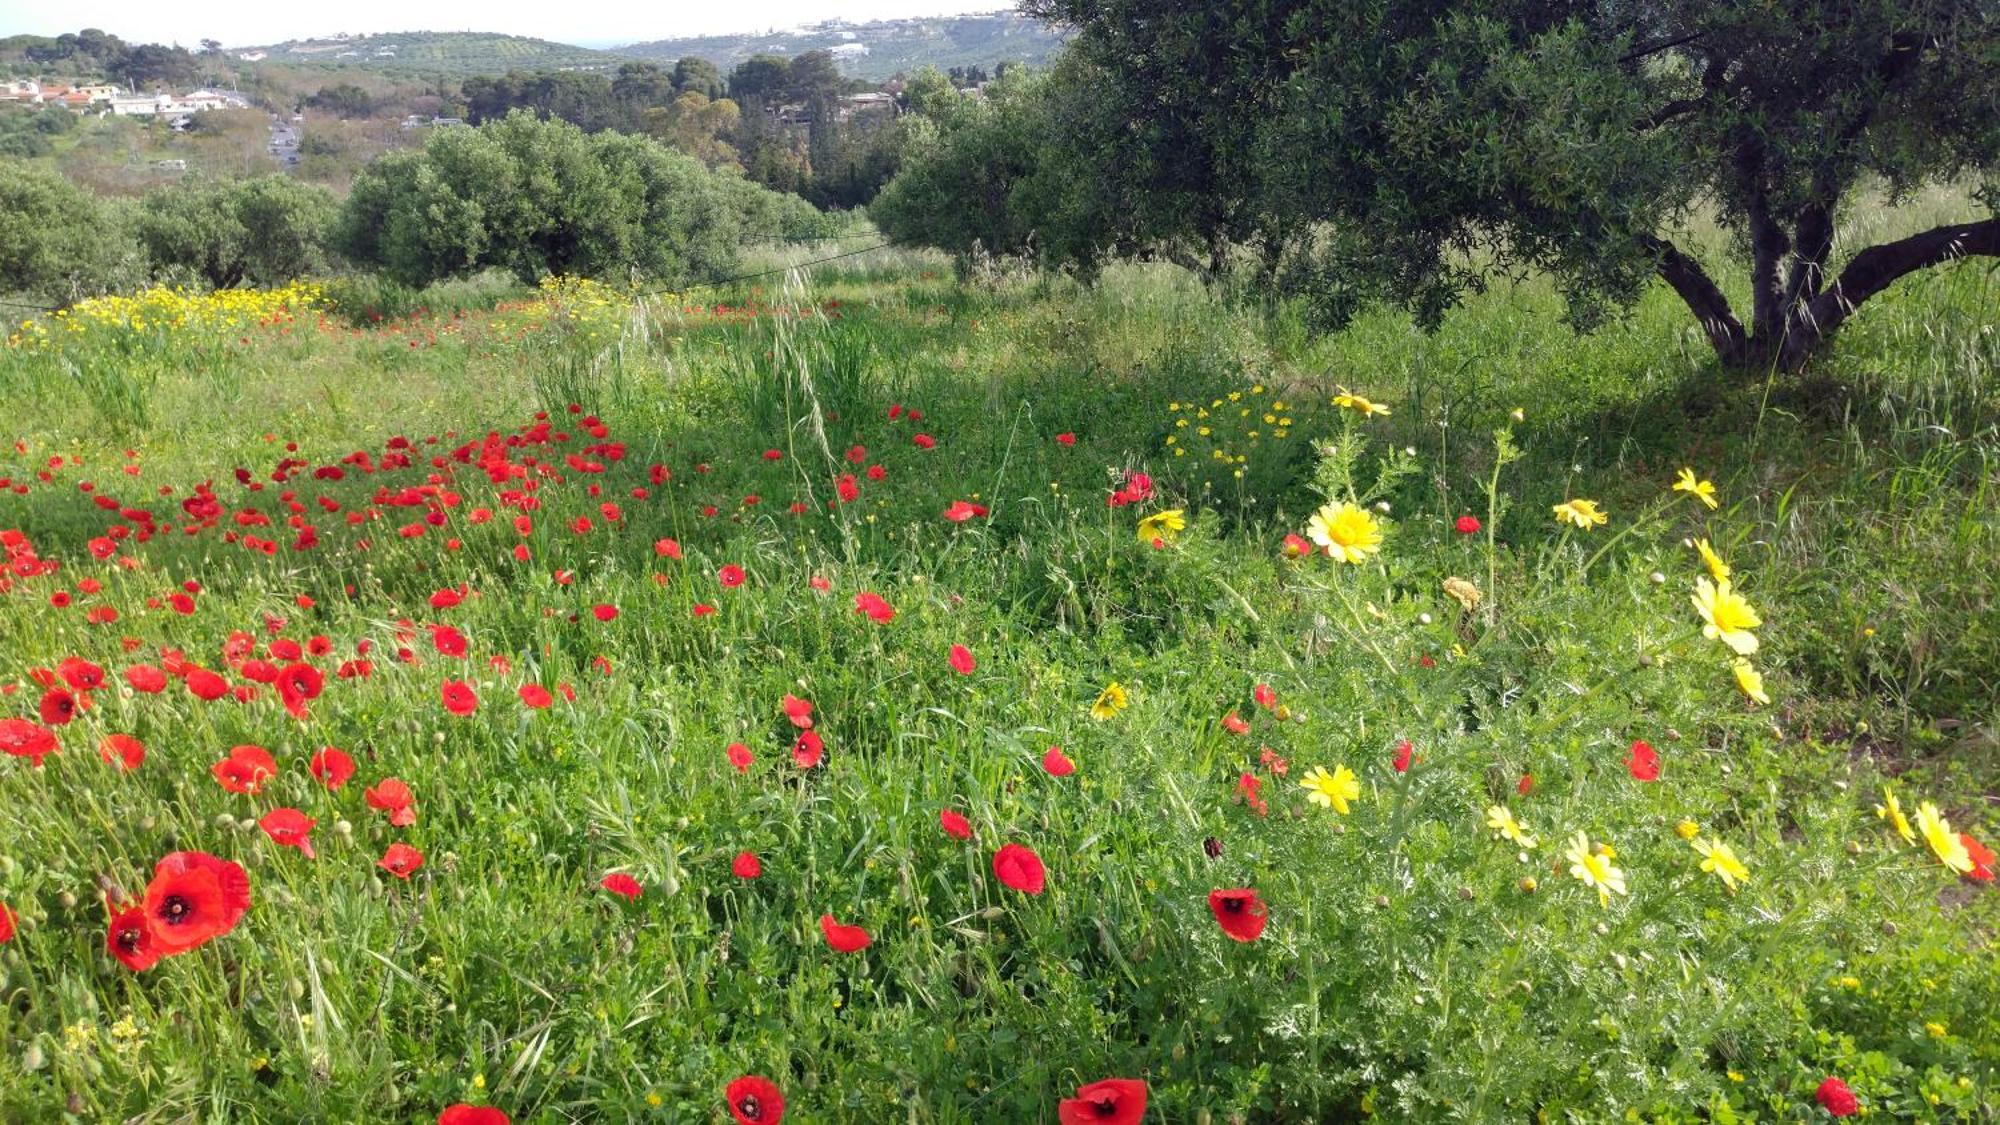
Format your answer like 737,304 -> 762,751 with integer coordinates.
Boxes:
8,282 -> 324,351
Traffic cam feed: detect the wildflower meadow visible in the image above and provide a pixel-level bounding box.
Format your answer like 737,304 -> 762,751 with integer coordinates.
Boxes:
0,242 -> 1995,1122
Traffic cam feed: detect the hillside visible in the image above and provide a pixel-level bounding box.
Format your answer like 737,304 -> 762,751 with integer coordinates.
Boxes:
233,31 -> 620,75
617,12 -> 1068,79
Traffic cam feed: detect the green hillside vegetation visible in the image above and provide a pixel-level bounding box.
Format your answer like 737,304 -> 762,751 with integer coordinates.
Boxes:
235,31 -> 620,77
617,13 -> 1068,80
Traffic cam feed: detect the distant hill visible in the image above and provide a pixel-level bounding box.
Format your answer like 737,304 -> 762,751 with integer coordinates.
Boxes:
617,12 -> 1069,80
233,31 -> 621,76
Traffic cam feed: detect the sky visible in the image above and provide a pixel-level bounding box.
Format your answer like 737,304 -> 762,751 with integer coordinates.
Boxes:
0,0 -> 1018,49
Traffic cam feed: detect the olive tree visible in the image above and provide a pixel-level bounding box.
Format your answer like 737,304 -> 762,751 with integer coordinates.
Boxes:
1016,1 -> 1999,370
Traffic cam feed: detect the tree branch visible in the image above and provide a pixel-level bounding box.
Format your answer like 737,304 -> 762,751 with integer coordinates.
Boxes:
1644,235 -> 1747,363
1801,217 -> 2000,343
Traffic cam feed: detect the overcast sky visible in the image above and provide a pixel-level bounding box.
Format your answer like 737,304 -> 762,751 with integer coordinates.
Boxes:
0,1 -> 1019,49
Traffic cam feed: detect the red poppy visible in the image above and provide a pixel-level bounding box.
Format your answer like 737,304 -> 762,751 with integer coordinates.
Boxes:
212,745 -> 278,794
725,1075 -> 785,1125
259,808 -> 318,858
277,661 -> 323,718
993,843 -> 1047,894
1280,533 -> 1313,559
143,851 -> 251,952
727,742 -> 754,773
1221,711 -> 1250,735
0,903 -> 13,944
693,603 -> 717,617
601,873 -> 642,901
1517,773 -> 1533,795
591,604 -> 619,622
1208,888 -> 1268,942
719,564 -> 746,588
0,718 -> 59,766
912,433 -> 936,449
942,500 -> 988,522
948,644 -> 976,675
1455,514 -> 1482,534
1042,746 -> 1075,777
1057,1078 -> 1148,1125
732,851 -> 762,879
366,778 -> 418,826
58,657 -> 105,690
100,733 -> 145,771
819,913 -> 871,952
38,687 -> 76,725
1237,772 -> 1268,816
431,624 -> 469,657
441,679 -> 478,715
1056,432 -> 1077,446
311,746 -> 355,789
429,586 -> 465,610
379,842 -> 425,879
1253,683 -> 1277,710
853,592 -> 895,623
1392,739 -> 1416,773
792,730 -> 825,769
105,900 -> 161,971
519,683 -> 553,708
1625,739 -> 1661,782
438,1106 -> 510,1125
782,694 -> 814,729
654,537 -> 683,559
186,667 -> 229,701
940,809 -> 973,840
125,663 -> 168,693
1816,1077 -> 1858,1117
1961,834 -> 1995,882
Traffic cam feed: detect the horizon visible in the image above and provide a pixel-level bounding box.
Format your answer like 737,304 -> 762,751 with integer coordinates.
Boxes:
0,1 -> 1020,51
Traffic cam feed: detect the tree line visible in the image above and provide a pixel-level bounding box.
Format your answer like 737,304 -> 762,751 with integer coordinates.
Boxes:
870,0 -> 1999,372
0,111 -> 837,306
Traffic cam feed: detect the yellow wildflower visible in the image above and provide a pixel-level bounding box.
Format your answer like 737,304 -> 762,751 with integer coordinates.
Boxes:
1673,468 -> 1719,509
1693,577 -> 1762,655
1915,802 -> 1973,874
1565,832 -> 1628,907
1692,538 -> 1731,582
1300,765 -> 1361,814
1090,682 -> 1129,721
1332,387 -> 1391,417
1675,820 -> 1700,840
1306,501 -> 1383,564
1876,787 -> 1916,843
1552,499 -> 1608,529
1136,509 -> 1187,544
1484,805 -> 1536,849
1732,659 -> 1770,705
1692,837 -> 1750,891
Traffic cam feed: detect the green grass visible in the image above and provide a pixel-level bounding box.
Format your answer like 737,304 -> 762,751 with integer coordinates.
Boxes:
0,241 -> 1994,1122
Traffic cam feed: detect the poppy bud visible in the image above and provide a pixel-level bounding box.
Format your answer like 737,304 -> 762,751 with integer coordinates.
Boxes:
58,891 -> 76,909
334,820 -> 353,838
1519,877 -> 1537,893
1418,612 -> 1433,626
1202,837 -> 1223,859
21,1043 -> 43,1071
1457,886 -> 1474,901
980,906 -> 1005,920
1373,895 -> 1390,909
213,813 -> 236,829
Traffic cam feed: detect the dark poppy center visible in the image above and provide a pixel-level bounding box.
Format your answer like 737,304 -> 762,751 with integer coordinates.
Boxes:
737,1095 -> 761,1120
1222,896 -> 1244,913
116,927 -> 142,951
161,896 -> 191,924
1090,1096 -> 1119,1117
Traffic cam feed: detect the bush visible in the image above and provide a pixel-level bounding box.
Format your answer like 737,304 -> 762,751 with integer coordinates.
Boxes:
0,159 -> 142,304
335,111 -> 836,289
133,175 -> 338,289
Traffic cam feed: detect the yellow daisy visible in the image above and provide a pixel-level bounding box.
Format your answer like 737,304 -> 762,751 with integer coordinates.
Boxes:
1673,468 -> 1719,510
1565,832 -> 1628,907
1300,764 -> 1361,814
1552,499 -> 1608,529
1306,502 -> 1383,564
1090,682 -> 1129,721
1692,577 -> 1762,655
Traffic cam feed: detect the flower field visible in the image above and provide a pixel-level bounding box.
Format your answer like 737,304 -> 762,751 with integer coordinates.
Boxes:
0,254 -> 1996,1121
